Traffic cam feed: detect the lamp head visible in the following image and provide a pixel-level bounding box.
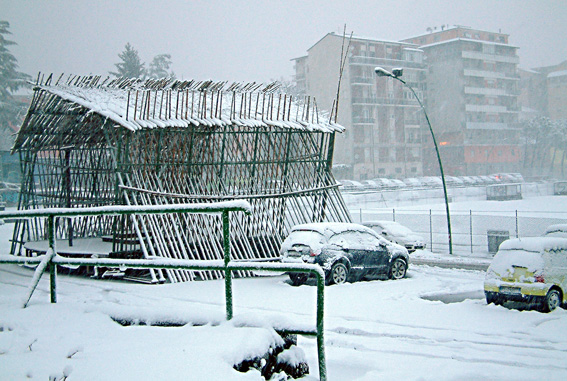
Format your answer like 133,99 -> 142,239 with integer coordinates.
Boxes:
392,68 -> 404,78
374,67 -> 392,77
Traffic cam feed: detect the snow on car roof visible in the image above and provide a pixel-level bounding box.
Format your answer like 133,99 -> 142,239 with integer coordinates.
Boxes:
499,237 -> 567,253
363,220 -> 413,235
544,224 -> 567,236
291,222 -> 378,237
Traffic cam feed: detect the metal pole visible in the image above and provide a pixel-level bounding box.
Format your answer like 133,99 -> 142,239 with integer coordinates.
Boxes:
470,210 -> 473,254
316,269 -> 326,381
223,211 -> 233,320
48,215 -> 57,303
396,77 -> 453,254
429,209 -> 433,251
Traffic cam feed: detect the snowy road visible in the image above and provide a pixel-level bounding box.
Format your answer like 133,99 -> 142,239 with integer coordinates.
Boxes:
2,259 -> 566,380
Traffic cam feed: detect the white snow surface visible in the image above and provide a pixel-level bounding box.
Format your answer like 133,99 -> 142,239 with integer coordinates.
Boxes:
37,83 -> 345,133
499,236 -> 567,252
2,196 -> 567,379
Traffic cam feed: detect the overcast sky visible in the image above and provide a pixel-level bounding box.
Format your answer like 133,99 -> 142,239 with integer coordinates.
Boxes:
2,0 -> 566,83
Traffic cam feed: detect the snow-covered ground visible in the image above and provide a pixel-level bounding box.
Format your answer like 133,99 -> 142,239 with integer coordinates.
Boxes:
1,194 -> 567,380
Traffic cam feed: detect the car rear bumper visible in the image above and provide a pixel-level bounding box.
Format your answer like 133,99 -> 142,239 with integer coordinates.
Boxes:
406,244 -> 426,252
484,280 -> 550,302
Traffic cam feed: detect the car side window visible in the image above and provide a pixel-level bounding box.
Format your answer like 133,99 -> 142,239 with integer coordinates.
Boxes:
330,231 -> 381,250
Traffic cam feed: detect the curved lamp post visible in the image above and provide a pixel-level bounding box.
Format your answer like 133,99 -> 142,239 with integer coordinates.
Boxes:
374,67 -> 453,254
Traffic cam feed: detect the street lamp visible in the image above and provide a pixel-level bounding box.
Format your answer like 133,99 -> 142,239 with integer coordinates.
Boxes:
374,67 -> 453,254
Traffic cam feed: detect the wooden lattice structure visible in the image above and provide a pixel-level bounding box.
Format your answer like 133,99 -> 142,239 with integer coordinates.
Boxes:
11,74 -> 351,282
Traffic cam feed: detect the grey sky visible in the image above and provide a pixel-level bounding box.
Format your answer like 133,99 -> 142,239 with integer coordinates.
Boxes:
2,0 -> 566,82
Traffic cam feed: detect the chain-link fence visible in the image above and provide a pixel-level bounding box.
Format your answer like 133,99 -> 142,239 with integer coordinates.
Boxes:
352,208 -> 567,256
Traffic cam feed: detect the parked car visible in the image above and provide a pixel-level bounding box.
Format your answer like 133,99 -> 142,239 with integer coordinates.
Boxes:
362,220 -> 426,253
484,237 -> 567,312
544,224 -> 567,238
445,176 -> 465,187
418,176 -> 442,188
361,179 -> 382,190
374,178 -> 399,189
403,178 -> 423,188
280,222 -> 409,286
337,180 -> 364,191
478,175 -> 497,184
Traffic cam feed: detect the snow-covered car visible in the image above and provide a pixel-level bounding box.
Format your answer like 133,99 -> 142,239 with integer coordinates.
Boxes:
403,178 -> 423,188
280,222 -> 409,286
543,224 -> 567,238
337,180 -> 364,191
484,237 -> 567,312
362,220 -> 426,253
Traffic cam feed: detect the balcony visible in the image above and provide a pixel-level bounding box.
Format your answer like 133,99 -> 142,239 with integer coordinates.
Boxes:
351,97 -> 420,106
349,56 -> 426,69
463,69 -> 520,80
465,104 -> 508,113
352,117 -> 376,124
464,86 -> 519,96
462,50 -> 519,64
465,122 -> 510,130
350,76 -> 374,85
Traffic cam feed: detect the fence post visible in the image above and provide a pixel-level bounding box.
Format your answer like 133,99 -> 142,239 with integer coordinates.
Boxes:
48,215 -> 57,304
393,208 -> 396,222
223,210 -> 233,320
429,209 -> 432,251
470,210 -> 473,254
515,210 -> 519,238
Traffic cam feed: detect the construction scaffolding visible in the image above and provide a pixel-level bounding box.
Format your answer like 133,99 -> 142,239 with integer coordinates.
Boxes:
11,74 -> 351,282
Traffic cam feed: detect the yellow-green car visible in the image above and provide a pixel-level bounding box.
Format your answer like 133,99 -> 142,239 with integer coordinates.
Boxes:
484,237 -> 567,312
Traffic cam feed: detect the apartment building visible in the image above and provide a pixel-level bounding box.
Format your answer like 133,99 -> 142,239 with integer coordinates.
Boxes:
293,33 -> 427,180
522,60 -> 567,120
403,27 -> 521,175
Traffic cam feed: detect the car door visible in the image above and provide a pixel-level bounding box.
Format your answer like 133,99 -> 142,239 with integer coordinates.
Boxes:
341,230 -> 389,271
360,233 -> 390,272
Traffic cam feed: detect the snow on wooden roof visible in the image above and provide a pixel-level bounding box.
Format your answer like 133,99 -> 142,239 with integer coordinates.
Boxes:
28,74 -> 344,133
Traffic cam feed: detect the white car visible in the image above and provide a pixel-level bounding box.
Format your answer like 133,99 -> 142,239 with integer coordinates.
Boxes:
484,237 -> 567,312
543,224 -> 567,238
362,220 -> 426,253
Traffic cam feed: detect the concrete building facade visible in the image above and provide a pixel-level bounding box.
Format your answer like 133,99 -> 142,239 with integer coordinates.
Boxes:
293,33 -> 427,180
403,27 -> 522,175
519,60 -> 567,121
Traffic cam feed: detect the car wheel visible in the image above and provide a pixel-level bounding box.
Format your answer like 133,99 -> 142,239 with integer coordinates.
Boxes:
485,291 -> 502,305
541,289 -> 561,312
327,262 -> 348,285
389,258 -> 407,280
289,273 -> 308,286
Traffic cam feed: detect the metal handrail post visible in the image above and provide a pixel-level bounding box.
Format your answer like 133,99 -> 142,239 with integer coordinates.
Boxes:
223,210 -> 233,320
48,215 -> 57,303
316,267 -> 326,380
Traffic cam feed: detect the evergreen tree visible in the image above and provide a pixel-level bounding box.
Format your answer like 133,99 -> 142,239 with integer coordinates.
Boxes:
148,54 -> 175,79
110,43 -> 146,78
0,20 -> 30,130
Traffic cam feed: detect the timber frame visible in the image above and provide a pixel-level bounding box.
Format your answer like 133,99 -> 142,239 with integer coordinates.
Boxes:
11,74 -> 351,282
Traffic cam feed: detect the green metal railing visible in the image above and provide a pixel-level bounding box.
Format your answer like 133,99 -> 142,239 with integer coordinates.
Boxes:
0,203 -> 327,380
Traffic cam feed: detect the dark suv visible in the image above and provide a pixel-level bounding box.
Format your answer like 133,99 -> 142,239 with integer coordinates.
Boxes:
280,222 -> 409,286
